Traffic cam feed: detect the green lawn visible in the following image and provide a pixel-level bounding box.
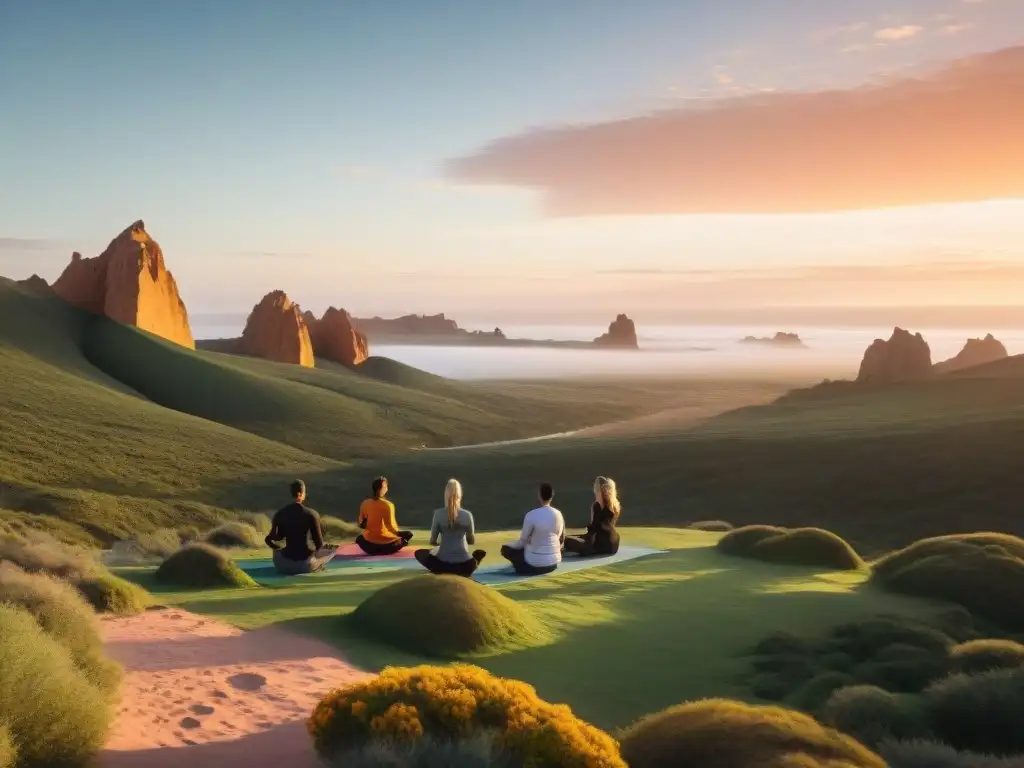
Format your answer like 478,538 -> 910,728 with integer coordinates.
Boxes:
119,529 -> 944,730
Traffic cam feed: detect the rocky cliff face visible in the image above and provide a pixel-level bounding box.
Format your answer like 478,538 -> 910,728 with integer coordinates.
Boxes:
857,327 -> 932,383
934,334 -> 1008,374
593,314 -> 639,349
52,221 -> 194,349
306,307 -> 369,366
240,291 -> 314,367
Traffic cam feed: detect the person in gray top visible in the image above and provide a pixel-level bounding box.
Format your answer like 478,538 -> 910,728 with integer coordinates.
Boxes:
414,478 -> 486,578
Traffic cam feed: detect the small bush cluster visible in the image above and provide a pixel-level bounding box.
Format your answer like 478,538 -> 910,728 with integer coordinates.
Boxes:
871,533 -> 1024,630
717,525 -> 864,570
155,544 -> 256,588
879,739 -> 1024,768
618,698 -> 885,768
350,575 -> 548,658
821,685 -> 931,748
322,515 -> 362,541
949,639 -> 1024,675
687,520 -> 734,532
923,667 -> 1024,755
205,521 -> 265,549
77,571 -> 151,614
308,665 -> 625,768
322,733 -> 520,768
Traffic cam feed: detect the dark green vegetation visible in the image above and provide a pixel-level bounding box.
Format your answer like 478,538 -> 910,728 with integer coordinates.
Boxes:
324,735 -> 516,768
76,572 -> 150,614
717,525 -> 864,570
618,698 -> 885,768
950,639 -> 1024,675
349,574 -> 549,658
879,739 -> 1024,768
870,533 -> 1024,629
154,544 -> 256,589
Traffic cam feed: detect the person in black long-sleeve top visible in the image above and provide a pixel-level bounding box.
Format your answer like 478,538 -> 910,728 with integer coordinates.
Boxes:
265,479 -> 338,575
564,476 -> 621,557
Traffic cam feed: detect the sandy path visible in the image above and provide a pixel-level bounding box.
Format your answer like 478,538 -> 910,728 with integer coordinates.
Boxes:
99,608 -> 370,767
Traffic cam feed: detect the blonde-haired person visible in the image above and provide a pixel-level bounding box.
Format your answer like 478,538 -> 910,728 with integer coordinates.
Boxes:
414,479 -> 486,577
564,476 -> 622,557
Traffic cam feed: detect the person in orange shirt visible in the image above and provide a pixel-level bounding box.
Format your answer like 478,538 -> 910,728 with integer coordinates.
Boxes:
355,476 -> 413,555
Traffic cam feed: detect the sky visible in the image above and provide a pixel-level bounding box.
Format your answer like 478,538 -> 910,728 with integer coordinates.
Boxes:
2,0 -> 1024,325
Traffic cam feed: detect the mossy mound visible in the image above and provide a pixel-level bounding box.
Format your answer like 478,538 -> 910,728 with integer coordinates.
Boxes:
155,544 -> 256,589
618,698 -> 885,768
871,534 -> 1024,630
950,639 -> 1024,675
349,575 -> 549,658
0,725 -> 15,768
718,525 -> 864,570
821,685 -> 931,749
0,605 -> 112,767
687,520 -> 734,532
77,571 -> 151,615
878,739 -> 1024,768
321,515 -> 362,540
204,521 -> 264,549
923,667 -> 1024,755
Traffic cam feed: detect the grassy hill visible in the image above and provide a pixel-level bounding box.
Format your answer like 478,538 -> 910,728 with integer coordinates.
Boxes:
1,278 -> 760,543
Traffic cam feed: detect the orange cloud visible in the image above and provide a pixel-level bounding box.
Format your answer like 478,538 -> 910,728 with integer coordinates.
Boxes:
446,46 -> 1024,215
874,25 -> 923,41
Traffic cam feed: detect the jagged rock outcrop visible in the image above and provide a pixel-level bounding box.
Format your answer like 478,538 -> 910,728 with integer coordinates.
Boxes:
240,291 -> 314,367
306,307 -> 369,366
52,221 -> 194,349
857,327 -> 932,383
17,274 -> 52,294
934,334 -> 1008,374
593,314 -> 639,349
740,332 -> 806,347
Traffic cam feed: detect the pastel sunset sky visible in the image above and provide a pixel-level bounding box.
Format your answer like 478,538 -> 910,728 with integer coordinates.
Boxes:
2,0 -> 1023,324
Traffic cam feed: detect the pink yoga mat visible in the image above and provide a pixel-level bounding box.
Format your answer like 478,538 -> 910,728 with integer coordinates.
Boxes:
335,542 -> 417,559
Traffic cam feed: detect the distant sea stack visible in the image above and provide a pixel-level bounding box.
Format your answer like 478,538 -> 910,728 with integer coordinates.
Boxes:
593,314 -> 639,349
241,290 -> 314,367
933,334 -> 1008,374
857,327 -> 932,383
52,220 -> 195,349
354,313 -> 461,336
739,332 -> 806,348
306,306 -> 369,366
17,274 -> 52,294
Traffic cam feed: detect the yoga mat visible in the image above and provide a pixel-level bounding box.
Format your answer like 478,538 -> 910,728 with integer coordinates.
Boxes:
335,542 -> 417,560
473,545 -> 667,585
238,544 -> 420,584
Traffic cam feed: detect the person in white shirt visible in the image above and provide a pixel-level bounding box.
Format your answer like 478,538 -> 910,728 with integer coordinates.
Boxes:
500,483 -> 565,576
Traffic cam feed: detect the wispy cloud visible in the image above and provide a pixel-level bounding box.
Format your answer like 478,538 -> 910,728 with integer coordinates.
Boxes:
874,25 -> 923,41
941,22 -> 975,35
445,46 -> 1024,216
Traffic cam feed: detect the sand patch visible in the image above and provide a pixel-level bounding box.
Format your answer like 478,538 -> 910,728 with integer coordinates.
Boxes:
99,608 -> 369,766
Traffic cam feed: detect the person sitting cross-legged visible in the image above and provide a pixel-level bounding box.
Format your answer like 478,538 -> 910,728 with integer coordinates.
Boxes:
564,476 -> 622,557
265,479 -> 338,575
500,482 -> 564,577
414,478 -> 486,578
355,476 -> 413,555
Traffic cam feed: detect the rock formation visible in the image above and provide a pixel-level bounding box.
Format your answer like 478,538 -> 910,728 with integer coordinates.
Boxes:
934,334 -> 1008,374
856,327 -> 932,383
17,274 -> 52,294
593,314 -> 639,349
740,332 -> 806,347
52,221 -> 194,349
306,307 -> 369,366
240,291 -> 314,367
354,313 -> 461,336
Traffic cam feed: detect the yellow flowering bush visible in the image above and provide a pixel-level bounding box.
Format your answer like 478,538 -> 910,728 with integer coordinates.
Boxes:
308,664 -> 626,768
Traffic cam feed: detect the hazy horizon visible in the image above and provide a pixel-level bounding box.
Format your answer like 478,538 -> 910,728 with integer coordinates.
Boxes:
3,1 -> 1024,319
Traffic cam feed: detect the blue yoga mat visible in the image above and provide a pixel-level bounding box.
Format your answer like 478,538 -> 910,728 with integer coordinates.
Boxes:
238,545 -> 667,586
473,545 -> 666,585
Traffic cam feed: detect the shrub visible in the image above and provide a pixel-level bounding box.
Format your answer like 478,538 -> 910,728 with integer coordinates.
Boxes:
77,571 -> 151,615
687,520 -> 733,532
322,516 -> 362,541
308,665 -> 625,768
854,643 -> 949,693
155,544 -> 256,589
789,671 -> 856,713
0,726 -> 15,768
823,618 -> 953,662
618,698 -> 884,768
878,739 -> 1023,768
950,639 -> 1024,675
821,685 -> 931,748
239,512 -> 272,534
350,575 -> 549,658
323,733 -> 520,767
176,525 -> 202,544
750,632 -> 813,657
204,521 -> 264,549
0,531 -> 97,580
871,534 -> 1024,630
0,563 -> 121,697
924,667 -> 1024,754
717,526 -> 863,570
0,604 -> 112,766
